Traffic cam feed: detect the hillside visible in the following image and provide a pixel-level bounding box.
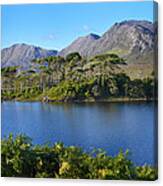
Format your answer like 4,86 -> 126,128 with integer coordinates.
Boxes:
59,20 -> 157,64
1,43 -> 58,69
59,33 -> 100,57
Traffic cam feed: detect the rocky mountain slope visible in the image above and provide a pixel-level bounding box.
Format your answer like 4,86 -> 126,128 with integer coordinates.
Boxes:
1,43 -> 58,68
59,20 -> 157,64
59,33 -> 100,57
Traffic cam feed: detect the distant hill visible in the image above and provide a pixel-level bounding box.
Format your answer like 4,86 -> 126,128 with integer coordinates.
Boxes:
59,33 -> 100,57
59,20 -> 157,64
1,43 -> 58,68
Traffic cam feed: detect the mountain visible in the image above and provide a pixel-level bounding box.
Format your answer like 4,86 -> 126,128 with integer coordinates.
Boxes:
1,43 -> 58,68
59,20 -> 157,64
59,33 -> 100,57
1,20 -> 157,69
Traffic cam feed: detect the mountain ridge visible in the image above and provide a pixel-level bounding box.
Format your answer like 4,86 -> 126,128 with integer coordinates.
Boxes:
59,20 -> 157,64
1,43 -> 58,68
1,20 -> 157,68
59,33 -> 100,57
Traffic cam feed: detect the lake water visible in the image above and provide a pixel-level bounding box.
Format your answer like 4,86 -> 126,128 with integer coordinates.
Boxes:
1,101 -> 157,166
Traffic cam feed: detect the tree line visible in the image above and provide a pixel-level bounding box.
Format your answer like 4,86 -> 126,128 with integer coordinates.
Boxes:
1,52 -> 157,101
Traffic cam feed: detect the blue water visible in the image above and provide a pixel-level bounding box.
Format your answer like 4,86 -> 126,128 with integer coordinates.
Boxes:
1,101 -> 157,166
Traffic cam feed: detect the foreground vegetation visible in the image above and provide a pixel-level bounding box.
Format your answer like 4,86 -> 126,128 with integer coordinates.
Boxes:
1,134 -> 157,180
1,53 -> 157,102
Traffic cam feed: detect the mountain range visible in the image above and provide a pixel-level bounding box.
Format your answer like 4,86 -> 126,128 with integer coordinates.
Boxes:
59,20 -> 157,64
1,20 -> 157,68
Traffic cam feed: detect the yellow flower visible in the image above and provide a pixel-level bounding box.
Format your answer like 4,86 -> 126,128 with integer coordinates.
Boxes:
98,169 -> 113,178
98,169 -> 107,178
59,162 -> 71,175
55,143 -> 62,150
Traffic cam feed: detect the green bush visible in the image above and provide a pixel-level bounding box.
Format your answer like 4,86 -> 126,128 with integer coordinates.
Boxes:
1,134 -> 158,180
66,52 -> 82,62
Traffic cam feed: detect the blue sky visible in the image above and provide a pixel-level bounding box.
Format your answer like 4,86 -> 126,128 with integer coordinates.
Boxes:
2,1 -> 155,50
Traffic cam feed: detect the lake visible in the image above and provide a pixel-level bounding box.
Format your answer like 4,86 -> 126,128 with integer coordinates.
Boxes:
1,101 -> 157,166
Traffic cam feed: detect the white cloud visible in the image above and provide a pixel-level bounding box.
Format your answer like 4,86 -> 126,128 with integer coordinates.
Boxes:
83,25 -> 90,32
42,33 -> 56,41
47,34 -> 55,40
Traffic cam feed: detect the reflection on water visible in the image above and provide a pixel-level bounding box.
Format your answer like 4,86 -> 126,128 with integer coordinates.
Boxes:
1,101 -> 157,166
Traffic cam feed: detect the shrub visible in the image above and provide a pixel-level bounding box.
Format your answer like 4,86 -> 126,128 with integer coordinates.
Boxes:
1,134 -> 158,180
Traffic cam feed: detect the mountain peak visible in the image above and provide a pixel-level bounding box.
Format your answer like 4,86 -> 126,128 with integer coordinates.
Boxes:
114,20 -> 152,26
2,43 -> 58,68
112,20 -> 154,34
87,33 -> 100,39
59,33 -> 100,57
6,43 -> 53,51
86,20 -> 156,62
59,20 -> 156,64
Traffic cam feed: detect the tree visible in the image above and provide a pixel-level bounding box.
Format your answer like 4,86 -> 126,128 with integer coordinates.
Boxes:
114,73 -> 130,96
143,78 -> 154,100
66,52 -> 82,62
127,79 -> 144,98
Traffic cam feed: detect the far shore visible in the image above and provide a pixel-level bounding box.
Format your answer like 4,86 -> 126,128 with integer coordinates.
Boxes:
1,97 -> 157,103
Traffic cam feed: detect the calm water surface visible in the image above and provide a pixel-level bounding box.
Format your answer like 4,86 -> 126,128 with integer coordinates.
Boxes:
1,101 -> 157,165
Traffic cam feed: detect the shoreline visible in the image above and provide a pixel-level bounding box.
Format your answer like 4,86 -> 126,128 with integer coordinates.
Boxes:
1,97 -> 157,103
